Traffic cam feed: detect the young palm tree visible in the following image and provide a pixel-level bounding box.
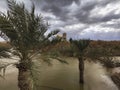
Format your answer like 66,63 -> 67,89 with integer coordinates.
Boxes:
0,0 -> 59,90
70,39 -> 90,84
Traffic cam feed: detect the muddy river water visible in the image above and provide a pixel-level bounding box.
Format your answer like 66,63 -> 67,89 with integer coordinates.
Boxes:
0,57 -> 119,90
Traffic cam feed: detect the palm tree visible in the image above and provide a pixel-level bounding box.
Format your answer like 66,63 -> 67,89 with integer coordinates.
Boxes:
70,39 -> 90,84
0,46 -> 10,58
0,0 -> 59,90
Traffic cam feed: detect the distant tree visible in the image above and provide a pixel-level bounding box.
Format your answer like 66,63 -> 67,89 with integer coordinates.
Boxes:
86,46 -> 120,69
69,38 -> 73,43
70,39 -> 90,84
0,0 -> 59,90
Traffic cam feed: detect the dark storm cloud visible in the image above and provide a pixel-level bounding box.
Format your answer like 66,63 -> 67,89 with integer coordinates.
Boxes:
81,2 -> 96,11
70,0 -> 120,24
101,21 -> 120,29
88,9 -> 120,24
32,0 -> 81,21
101,14 -> 120,23
0,0 -> 119,40
42,5 -> 63,18
33,0 -> 80,7
40,0 -> 119,25
32,0 -> 119,23
31,0 -> 120,40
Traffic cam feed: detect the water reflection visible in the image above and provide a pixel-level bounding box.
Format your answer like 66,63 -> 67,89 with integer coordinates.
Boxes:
0,58 -> 119,90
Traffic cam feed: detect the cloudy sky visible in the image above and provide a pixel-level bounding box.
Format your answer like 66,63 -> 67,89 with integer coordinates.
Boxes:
0,0 -> 120,40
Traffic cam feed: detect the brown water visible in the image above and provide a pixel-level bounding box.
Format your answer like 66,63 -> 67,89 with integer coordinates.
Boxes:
38,58 -> 80,90
0,65 -> 18,90
0,57 -> 119,90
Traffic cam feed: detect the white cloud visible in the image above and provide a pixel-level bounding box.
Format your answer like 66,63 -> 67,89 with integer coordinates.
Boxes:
64,23 -> 86,31
90,1 -> 120,18
78,24 -> 120,40
41,12 -> 58,20
49,20 -> 65,27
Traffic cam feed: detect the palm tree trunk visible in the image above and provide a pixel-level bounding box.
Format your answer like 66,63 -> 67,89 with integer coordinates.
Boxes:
78,57 -> 84,84
17,62 -> 33,90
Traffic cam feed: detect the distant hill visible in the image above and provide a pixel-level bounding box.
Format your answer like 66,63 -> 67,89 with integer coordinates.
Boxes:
90,40 -> 120,56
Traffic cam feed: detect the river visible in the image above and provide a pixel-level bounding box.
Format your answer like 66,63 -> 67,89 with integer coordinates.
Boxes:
0,57 -> 119,90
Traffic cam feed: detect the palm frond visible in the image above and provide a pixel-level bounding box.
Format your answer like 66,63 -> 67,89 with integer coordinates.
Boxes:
47,29 -> 59,38
70,39 -> 90,56
0,0 -> 58,56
